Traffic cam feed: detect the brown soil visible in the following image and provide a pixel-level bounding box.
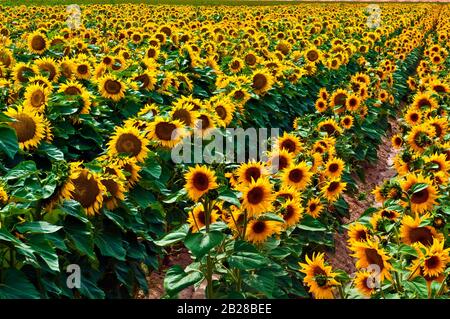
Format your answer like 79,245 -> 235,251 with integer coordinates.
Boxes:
326,118 -> 400,274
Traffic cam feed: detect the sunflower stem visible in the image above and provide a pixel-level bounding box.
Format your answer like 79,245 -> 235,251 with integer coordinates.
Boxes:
436,273 -> 449,297
338,284 -> 346,299
204,197 -> 214,299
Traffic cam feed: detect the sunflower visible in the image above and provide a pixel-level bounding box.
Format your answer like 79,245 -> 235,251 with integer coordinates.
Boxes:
251,69 -> 274,95
424,153 -> 449,175
240,178 -> 274,217
267,148 -> 294,173
354,270 -> 377,297
138,103 -> 159,118
414,239 -> 450,278
315,98 -> 328,113
345,94 -> 361,112
5,105 -> 45,150
245,218 -> 281,244
324,157 -> 345,179
405,108 -> 422,126
347,223 -> 370,245
229,57 -> 244,73
306,197 -> 324,218
411,92 -> 438,110
24,84 -> 50,112
321,178 -> 346,203
28,31 -> 48,54
108,126 -> 149,163
194,111 -> 217,137
187,203 -> 220,233
391,134 -> 403,149
281,162 -> 312,190
425,117 -> 447,140
304,47 -> 321,64
340,115 -> 354,129
210,96 -> 235,126
12,63 -> 35,84
236,161 -> 267,186
400,174 -> 438,214
407,124 -> 435,153
329,89 -> 348,113
400,214 -> 443,246
34,57 -> 60,82
351,72 -> 371,86
63,166 -> 106,216
281,199 -> 303,228
98,75 -> 127,101
74,62 -> 91,80
148,116 -> 185,148
317,119 -> 342,136
299,252 -> 340,299
276,132 -> 302,154
169,101 -> 198,127
184,165 -> 218,201
350,239 -> 392,281
133,70 -> 157,91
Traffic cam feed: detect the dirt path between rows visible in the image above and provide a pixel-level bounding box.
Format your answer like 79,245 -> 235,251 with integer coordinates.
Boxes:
326,118 -> 400,274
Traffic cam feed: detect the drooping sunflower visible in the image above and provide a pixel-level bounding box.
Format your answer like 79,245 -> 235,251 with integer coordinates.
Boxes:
400,173 -> 438,214
184,165 -> 218,201
281,199 -> 303,228
24,84 -> 50,112
138,103 -> 159,118
306,197 -> 324,218
251,69 -> 274,95
187,203 -> 220,233
5,105 -> 45,150
350,239 -> 392,281
28,31 -> 48,54
108,126 -> 149,163
324,157 -> 345,179
321,178 -> 346,203
400,213 -> 444,246
98,75 -> 127,101
299,252 -> 340,299
240,178 -> 274,217
245,218 -> 281,244
281,162 -> 313,190
317,119 -> 342,136
148,116 -> 185,148
276,132 -> 303,154
236,161 -> 267,186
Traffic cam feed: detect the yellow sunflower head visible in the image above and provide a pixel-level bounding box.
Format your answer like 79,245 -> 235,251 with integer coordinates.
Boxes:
184,165 -> 218,201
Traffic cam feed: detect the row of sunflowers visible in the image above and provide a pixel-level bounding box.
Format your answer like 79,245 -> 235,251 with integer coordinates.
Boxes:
0,3 -> 447,298
300,7 -> 450,299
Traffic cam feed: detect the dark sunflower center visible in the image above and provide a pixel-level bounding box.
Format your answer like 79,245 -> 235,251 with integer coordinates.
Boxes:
281,139 -> 296,153
327,181 -> 340,193
215,105 -> 227,120
65,86 -> 82,95
247,186 -> 264,205
102,178 -> 119,197
31,90 -> 45,107
425,255 -> 440,270
116,133 -> 142,156
252,221 -> 267,234
289,168 -> 304,183
77,64 -> 88,75
230,60 -> 241,70
356,230 -> 367,241
328,163 -> 339,173
245,167 -> 261,183
334,93 -> 347,106
155,122 -> 176,141
306,50 -> 319,62
431,123 -> 442,138
134,74 -> 150,89
410,113 -> 419,122
364,248 -> 384,271
252,74 -> 268,90
197,115 -> 211,130
245,54 -> 256,65
234,90 -> 245,100
278,155 -> 288,170
409,227 -> 433,246
192,172 -> 210,191
309,203 -> 317,211
321,123 -> 337,135
417,98 -> 431,108
172,109 -> 192,126
11,114 -> 37,143
147,48 -> 157,58
284,205 -> 295,220
104,79 -> 122,94
411,187 -> 430,204
72,172 -> 101,209
31,35 -> 46,51
196,210 -> 206,225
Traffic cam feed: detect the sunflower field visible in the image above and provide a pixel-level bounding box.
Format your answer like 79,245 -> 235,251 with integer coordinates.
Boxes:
0,1 -> 449,300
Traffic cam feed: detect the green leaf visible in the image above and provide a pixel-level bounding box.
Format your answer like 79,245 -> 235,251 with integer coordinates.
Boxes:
65,221 -> 95,259
163,188 -> 187,204
103,209 -> 126,231
142,157 -> 162,179
4,161 -> 37,180
38,142 -> 64,161
94,229 -> 126,261
59,200 -> 89,223
0,125 -> 19,159
243,269 -> 276,298
260,213 -> 285,223
164,265 -> 204,296
228,242 -> 270,270
17,221 -> 62,234
154,224 -> 189,246
403,276 -> 428,298
184,231 -> 225,259
129,185 -> 156,209
411,183 -> 429,194
297,215 -> 326,232
27,234 -> 60,272
0,269 -> 40,299
218,189 -> 240,207
78,276 -> 105,299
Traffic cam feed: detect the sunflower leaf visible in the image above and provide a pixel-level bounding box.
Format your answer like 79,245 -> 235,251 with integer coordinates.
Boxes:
0,125 -> 19,160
